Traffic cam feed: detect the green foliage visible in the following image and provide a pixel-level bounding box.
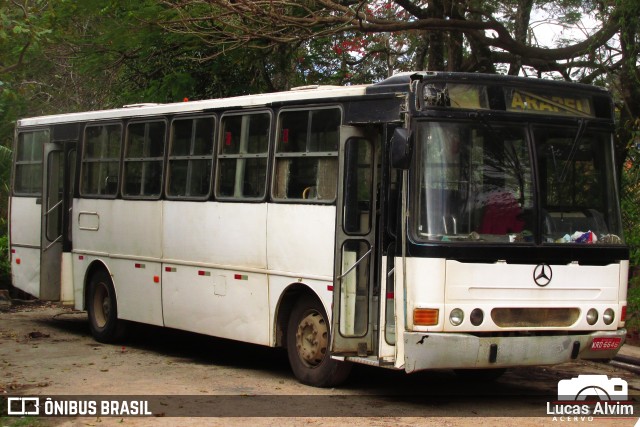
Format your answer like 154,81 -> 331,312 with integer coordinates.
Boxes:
621,191 -> 640,267
0,416 -> 41,427
627,277 -> 640,331
0,145 -> 10,236
0,145 -> 9,288
0,234 -> 9,289
621,123 -> 640,267
621,122 -> 640,334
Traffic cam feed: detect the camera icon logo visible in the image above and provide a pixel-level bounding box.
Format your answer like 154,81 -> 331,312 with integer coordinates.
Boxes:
7,397 -> 40,415
558,375 -> 628,401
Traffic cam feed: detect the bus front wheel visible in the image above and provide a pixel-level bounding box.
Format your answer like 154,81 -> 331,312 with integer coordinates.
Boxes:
286,295 -> 351,387
87,270 -> 126,343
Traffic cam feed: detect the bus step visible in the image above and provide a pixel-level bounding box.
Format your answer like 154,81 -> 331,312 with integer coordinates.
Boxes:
342,356 -> 397,369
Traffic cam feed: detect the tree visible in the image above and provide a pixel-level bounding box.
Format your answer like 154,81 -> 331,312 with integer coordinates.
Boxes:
157,0 -> 639,167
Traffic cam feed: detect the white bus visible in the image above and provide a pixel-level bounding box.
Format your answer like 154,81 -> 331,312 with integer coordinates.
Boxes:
9,72 -> 628,386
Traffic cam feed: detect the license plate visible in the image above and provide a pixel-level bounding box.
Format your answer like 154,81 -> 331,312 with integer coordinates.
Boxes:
590,337 -> 622,351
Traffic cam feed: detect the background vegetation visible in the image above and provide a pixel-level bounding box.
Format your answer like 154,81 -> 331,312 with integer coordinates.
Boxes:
1,0 -> 639,325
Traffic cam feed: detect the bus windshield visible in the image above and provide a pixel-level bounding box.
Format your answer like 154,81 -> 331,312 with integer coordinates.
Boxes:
414,120 -> 624,244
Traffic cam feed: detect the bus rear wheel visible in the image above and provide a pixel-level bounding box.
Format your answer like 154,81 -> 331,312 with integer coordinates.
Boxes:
87,270 -> 126,343
286,295 -> 351,387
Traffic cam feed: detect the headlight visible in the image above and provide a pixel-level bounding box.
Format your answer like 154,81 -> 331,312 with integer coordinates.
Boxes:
449,308 -> 464,326
603,308 -> 615,325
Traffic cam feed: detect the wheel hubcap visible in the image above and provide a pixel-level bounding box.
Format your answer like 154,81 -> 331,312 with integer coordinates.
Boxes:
92,282 -> 109,329
295,310 -> 328,367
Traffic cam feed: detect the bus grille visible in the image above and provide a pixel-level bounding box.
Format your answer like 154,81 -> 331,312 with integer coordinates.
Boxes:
491,308 -> 580,327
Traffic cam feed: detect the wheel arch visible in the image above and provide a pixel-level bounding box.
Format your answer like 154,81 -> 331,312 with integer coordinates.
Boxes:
274,282 -> 327,348
82,260 -> 115,311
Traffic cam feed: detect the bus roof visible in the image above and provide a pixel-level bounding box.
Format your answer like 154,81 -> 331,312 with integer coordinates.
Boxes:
17,71 -> 611,127
17,84 -> 371,127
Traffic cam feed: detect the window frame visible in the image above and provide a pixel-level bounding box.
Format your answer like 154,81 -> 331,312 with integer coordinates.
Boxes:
13,128 -> 49,197
79,122 -> 122,199
122,119 -> 168,200
166,114 -> 216,201
271,105 -> 343,204
214,110 -> 272,202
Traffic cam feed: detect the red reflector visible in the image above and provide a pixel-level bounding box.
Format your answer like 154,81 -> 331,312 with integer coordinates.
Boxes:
16,258 -> 21,265
621,305 -> 627,322
198,271 -> 205,276
135,263 -> 142,268
11,249 -> 16,254
153,276 -> 160,283
327,285 -> 334,291
79,255 -> 84,260
386,292 -> 394,299
591,337 -> 621,351
225,132 -> 232,146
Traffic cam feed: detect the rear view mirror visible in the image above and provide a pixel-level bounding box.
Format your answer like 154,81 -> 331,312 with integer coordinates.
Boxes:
390,127 -> 412,169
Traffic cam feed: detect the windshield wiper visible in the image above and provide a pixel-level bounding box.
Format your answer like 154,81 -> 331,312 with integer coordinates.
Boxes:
558,119 -> 587,184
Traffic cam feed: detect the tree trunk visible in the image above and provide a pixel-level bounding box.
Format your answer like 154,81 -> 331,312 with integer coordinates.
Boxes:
508,0 -> 534,76
426,0 -> 445,71
445,0 -> 464,71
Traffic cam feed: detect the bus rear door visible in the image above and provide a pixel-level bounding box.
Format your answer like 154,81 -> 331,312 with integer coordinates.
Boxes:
40,139 -> 75,301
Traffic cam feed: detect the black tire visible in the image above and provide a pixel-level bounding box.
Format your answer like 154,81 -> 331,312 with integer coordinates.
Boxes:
286,295 -> 351,387
453,368 -> 507,382
87,270 -> 126,343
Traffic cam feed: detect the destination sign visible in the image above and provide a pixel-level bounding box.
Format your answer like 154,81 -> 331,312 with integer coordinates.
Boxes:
506,88 -> 594,117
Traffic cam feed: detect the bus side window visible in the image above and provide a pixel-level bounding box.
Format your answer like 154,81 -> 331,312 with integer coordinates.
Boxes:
215,112 -> 270,200
15,130 -> 48,195
81,124 -> 121,198
167,116 -> 215,199
123,121 -> 166,199
273,108 -> 340,202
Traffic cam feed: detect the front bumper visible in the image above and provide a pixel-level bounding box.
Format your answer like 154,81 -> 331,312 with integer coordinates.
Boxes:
403,329 -> 626,373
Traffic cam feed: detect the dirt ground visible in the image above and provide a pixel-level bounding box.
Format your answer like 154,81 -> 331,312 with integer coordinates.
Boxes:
1,302 -> 639,427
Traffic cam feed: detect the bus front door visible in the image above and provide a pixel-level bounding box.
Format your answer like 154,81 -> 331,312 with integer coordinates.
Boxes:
40,141 -> 74,301
332,126 -> 378,356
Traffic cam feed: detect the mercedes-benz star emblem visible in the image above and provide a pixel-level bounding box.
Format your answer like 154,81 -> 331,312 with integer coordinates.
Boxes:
533,264 -> 552,287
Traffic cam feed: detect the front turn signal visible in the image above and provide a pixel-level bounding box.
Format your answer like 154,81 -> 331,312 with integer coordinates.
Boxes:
413,308 -> 439,326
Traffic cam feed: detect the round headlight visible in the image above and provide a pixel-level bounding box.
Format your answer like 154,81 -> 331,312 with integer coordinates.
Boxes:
586,308 -> 598,325
470,308 -> 484,326
450,308 -> 464,326
603,308 -> 615,325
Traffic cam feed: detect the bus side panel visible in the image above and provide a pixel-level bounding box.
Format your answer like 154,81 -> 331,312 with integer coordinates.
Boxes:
73,199 -> 164,326
163,265 -> 269,345
162,202 -> 269,345
10,248 -> 40,298
269,276 -> 334,346
163,202 -> 267,268
108,258 -> 164,326
266,204 -> 336,278
9,196 -> 42,298
74,199 -> 163,257
266,204 -> 336,346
